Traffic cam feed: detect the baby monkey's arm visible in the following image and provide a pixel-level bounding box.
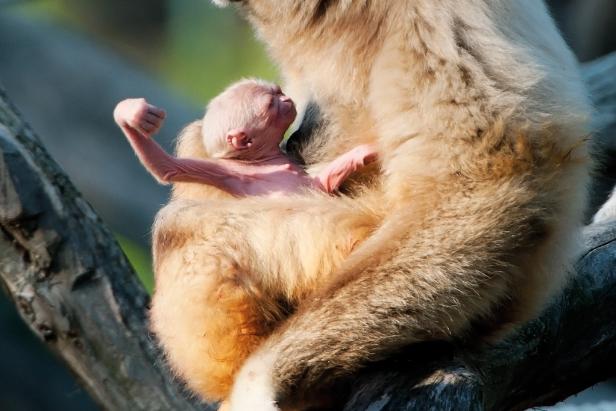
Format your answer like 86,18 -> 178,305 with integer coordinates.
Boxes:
314,144 -> 379,193
114,98 -> 251,195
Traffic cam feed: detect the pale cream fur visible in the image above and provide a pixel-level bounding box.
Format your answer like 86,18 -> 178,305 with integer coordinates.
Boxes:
151,1 -> 592,409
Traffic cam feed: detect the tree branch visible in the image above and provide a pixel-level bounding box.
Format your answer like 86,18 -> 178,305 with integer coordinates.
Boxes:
0,89 -> 207,410
0,53 -> 615,411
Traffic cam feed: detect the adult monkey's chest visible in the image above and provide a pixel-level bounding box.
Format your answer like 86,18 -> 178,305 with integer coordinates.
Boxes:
285,100 -> 377,167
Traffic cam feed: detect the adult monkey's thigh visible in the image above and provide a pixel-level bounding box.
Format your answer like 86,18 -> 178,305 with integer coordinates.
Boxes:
150,199 -> 270,401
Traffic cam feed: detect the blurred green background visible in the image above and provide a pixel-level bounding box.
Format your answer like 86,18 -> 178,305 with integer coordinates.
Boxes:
0,0 -> 614,410
22,0 -> 277,102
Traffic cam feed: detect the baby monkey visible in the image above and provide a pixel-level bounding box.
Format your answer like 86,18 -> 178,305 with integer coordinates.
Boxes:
114,79 -> 378,196
113,79 -> 379,405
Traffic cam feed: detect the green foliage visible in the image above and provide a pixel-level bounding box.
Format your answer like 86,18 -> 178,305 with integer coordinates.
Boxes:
162,0 -> 278,103
115,235 -> 154,294
19,0 -> 278,104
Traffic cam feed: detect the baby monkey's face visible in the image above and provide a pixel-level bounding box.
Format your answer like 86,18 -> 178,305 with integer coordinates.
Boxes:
211,80 -> 297,159
245,84 -> 296,147
255,84 -> 296,134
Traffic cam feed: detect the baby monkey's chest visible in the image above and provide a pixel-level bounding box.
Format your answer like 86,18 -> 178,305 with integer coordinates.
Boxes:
242,168 -> 314,197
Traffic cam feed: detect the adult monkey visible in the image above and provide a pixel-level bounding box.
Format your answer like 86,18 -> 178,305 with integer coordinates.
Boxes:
168,1 -> 590,409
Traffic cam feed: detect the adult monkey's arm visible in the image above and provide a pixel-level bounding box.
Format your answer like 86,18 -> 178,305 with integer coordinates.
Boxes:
0,53 -> 615,411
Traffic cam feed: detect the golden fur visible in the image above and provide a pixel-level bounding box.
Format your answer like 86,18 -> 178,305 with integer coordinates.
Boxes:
150,122 -> 379,400
151,1 -> 591,409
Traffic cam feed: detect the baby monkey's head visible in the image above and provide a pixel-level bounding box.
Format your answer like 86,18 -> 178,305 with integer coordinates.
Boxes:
202,78 -> 296,160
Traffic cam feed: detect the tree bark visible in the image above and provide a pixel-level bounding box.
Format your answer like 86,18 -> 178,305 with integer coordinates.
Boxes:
0,91 -> 208,409
0,53 -> 615,411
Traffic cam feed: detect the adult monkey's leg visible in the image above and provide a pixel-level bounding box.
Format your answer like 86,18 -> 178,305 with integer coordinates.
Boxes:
150,196 -> 379,403
226,161 -> 584,410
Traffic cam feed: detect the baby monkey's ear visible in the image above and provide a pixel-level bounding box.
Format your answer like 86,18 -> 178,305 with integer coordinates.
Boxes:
227,129 -> 252,150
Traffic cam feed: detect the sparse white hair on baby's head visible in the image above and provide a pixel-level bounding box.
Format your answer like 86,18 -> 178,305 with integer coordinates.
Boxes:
201,78 -> 277,158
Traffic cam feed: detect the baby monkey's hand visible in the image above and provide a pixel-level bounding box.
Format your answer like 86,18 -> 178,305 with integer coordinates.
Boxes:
114,98 -> 166,138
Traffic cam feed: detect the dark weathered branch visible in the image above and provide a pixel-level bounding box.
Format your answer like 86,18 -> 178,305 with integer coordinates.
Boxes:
0,90 -> 208,409
0,52 -> 615,411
